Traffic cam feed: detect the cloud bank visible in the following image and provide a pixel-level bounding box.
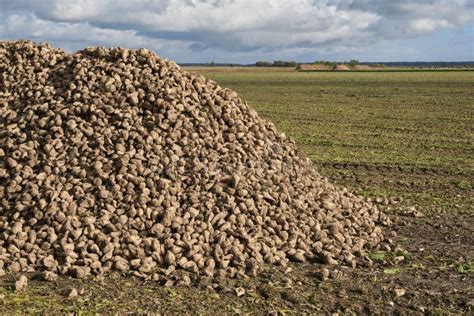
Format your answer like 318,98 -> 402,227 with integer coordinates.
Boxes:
1,0 -> 473,62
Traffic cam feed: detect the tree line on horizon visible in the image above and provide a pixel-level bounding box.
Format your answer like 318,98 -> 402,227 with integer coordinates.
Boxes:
255,60 -> 297,67
255,59 -> 361,67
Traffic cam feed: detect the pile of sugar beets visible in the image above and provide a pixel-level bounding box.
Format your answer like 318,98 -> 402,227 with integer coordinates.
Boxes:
0,41 -> 391,284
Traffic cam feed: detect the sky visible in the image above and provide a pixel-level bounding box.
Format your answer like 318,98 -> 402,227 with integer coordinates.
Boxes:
0,0 -> 473,63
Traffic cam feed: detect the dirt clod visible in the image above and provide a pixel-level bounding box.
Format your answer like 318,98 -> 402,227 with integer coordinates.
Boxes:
15,275 -> 28,292
69,266 -> 88,279
235,287 -> 246,297
394,288 -> 406,298
67,288 -> 79,298
318,268 -> 330,281
39,271 -> 59,282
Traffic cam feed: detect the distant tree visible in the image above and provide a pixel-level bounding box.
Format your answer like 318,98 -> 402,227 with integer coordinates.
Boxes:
348,59 -> 359,67
256,61 -> 272,67
272,60 -> 297,67
210,61 -> 215,67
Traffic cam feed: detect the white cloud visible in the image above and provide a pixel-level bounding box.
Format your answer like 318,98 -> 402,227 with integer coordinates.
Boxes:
343,0 -> 474,37
410,18 -> 450,33
0,11 -> 189,56
0,0 -> 473,62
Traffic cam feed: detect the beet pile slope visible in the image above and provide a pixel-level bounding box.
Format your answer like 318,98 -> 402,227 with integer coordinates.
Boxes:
0,41 -> 388,282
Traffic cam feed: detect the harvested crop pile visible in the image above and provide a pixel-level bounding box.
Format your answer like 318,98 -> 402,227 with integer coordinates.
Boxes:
296,64 -> 332,71
0,41 -> 390,284
333,64 -> 351,71
353,65 -> 373,70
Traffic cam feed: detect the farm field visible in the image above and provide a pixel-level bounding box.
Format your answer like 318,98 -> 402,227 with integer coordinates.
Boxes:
1,68 -> 473,314
188,68 -> 473,211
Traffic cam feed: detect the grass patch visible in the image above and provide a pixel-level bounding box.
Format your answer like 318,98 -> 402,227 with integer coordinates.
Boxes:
369,251 -> 390,263
368,250 -> 410,263
456,260 -> 474,274
383,268 -> 402,275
